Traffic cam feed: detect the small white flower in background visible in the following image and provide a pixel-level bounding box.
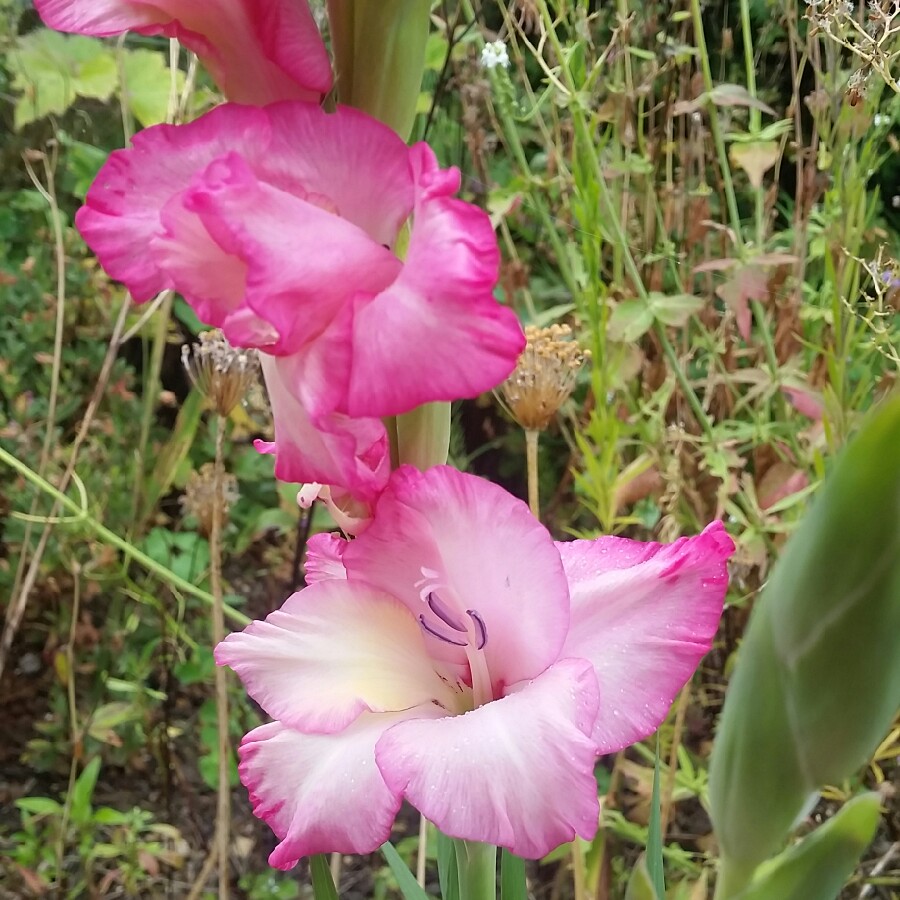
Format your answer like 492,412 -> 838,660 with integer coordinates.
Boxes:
481,39 -> 510,70
873,113 -> 889,126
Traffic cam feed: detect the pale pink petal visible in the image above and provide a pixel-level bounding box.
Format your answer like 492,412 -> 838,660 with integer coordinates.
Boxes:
35,0 -> 332,105
155,152 -> 401,355
343,466 -> 570,693
240,707 -> 442,867
375,659 -> 601,859
216,580 -> 457,733
558,522 -> 734,754
345,144 -> 525,417
256,354 -> 389,500
299,486 -> 373,537
304,532 -> 348,583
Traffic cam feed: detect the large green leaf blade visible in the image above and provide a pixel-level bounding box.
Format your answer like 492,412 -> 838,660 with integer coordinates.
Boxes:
709,396 -> 900,878
734,793 -> 881,900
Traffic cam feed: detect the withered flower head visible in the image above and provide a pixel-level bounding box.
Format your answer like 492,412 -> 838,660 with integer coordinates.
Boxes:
181,462 -> 239,538
498,324 -> 589,431
182,330 -> 259,417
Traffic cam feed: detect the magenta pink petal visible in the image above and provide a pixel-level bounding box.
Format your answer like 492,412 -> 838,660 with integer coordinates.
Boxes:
76,104 -> 270,302
375,659 -> 601,859
345,144 -> 525,417
256,355 -> 389,500
343,465 -> 570,693
155,152 -> 401,355
35,0 -> 332,104
558,521 -> 734,754
216,580 -> 457,733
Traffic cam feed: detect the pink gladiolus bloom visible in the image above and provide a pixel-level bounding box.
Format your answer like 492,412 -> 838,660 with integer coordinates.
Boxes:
76,101 -> 524,497
34,0 -> 332,105
217,466 -> 734,866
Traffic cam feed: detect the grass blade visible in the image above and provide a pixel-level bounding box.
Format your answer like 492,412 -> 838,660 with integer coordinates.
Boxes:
381,841 -> 431,900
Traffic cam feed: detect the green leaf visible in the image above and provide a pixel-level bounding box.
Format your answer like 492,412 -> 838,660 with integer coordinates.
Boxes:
380,842 -> 431,900
734,794 -> 881,900
646,742 -> 666,897
500,850 -> 527,900
71,757 -> 101,825
608,299 -> 655,342
309,854 -> 339,900
16,797 -> 62,816
709,396 -> 900,879
139,388 -> 203,527
10,31 -> 117,129
437,831 -> 460,900
648,293 -> 705,327
625,856 -> 661,900
121,48 -> 185,127
92,807 -> 130,825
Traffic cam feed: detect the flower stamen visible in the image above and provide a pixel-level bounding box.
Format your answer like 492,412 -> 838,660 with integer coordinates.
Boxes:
467,609 -> 488,650
418,615 -> 468,647
427,592 -> 467,632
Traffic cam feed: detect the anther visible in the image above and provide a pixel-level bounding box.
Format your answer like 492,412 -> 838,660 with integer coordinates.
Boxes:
466,610 -> 488,650
419,615 -> 468,647
427,592 -> 466,632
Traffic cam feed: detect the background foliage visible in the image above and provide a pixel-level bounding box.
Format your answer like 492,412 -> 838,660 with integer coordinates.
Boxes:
0,0 -> 897,897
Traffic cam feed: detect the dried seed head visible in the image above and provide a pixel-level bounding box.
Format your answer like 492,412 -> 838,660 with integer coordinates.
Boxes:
181,462 -> 239,538
498,324 -> 589,431
182,330 -> 259,417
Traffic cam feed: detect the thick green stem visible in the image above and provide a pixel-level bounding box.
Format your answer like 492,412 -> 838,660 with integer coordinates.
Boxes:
455,840 -> 497,900
0,445 -> 249,625
396,402 -> 451,469
713,857 -> 756,900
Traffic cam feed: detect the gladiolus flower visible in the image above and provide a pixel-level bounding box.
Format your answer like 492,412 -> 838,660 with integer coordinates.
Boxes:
34,0 -> 333,105
75,101 -> 524,498
217,466 -> 734,866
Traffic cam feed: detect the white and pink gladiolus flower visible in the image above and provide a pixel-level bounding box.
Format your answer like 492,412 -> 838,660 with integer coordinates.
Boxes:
34,0 -> 333,105
216,466 -> 735,867
74,102 -> 525,505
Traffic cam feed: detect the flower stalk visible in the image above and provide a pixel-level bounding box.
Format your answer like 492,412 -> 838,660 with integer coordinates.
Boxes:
455,840 -> 497,900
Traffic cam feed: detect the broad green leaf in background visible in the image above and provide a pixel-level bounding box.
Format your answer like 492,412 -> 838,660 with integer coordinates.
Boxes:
734,793 -> 881,900
71,757 -> 101,826
121,48 -> 186,127
709,396 -> 900,894
9,31 -> 117,129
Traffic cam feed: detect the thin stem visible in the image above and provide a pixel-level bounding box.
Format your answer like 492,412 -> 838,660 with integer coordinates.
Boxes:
534,0 -> 715,440
0,297 -> 132,680
212,416 -> 230,899
659,685 -> 690,837
689,0 -> 743,241
416,816 -> 428,887
525,429 -> 540,517
0,444 -> 249,626
455,839 -> 497,900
